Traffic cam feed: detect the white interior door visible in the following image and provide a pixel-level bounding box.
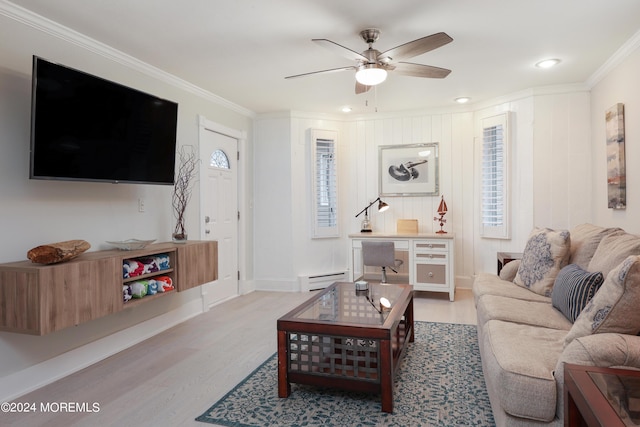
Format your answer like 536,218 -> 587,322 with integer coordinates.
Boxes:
199,126 -> 238,307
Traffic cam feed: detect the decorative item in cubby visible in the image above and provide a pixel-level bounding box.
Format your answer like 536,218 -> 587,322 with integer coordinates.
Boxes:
434,195 -> 448,234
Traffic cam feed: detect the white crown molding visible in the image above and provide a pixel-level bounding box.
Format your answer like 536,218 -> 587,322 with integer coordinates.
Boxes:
0,0 -> 255,118
586,28 -> 640,88
254,82 -> 590,123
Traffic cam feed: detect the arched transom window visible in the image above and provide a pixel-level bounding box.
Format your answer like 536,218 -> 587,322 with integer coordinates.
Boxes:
210,149 -> 230,169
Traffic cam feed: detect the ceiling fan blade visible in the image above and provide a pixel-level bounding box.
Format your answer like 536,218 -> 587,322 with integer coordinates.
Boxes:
393,62 -> 451,79
378,32 -> 453,63
313,38 -> 369,62
355,81 -> 371,94
285,66 -> 355,80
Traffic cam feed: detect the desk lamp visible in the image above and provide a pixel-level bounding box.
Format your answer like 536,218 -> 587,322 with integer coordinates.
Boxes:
355,197 -> 389,232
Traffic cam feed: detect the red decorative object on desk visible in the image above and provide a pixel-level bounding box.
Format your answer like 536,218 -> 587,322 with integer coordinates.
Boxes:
434,195 -> 448,234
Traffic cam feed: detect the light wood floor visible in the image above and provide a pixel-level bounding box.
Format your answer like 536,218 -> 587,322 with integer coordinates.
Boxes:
2,288 -> 477,427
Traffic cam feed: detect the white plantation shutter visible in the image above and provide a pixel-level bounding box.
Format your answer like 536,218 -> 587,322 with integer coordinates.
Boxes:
482,125 -> 504,226
480,114 -> 510,239
311,129 -> 339,238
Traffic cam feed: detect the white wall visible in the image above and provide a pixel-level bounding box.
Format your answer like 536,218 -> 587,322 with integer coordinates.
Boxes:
344,112 -> 476,286
470,89 -> 592,275
252,90 -> 592,292
590,43 -> 640,233
532,90 -> 592,228
291,116 -> 349,278
252,115 -> 294,290
472,97 -> 535,276
0,6 -> 252,400
253,113 -> 348,291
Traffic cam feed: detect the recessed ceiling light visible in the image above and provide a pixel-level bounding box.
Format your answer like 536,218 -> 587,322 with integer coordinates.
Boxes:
341,106 -> 352,113
455,97 -> 470,104
535,59 -> 561,69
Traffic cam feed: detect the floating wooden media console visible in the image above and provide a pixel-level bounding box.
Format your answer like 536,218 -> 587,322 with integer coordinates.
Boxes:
0,241 -> 217,335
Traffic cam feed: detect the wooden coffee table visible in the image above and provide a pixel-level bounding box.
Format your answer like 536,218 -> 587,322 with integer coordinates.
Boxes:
565,363 -> 640,426
277,282 -> 414,413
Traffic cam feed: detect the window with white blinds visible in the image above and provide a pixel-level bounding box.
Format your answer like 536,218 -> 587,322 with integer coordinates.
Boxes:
310,129 -> 339,238
480,113 -> 510,239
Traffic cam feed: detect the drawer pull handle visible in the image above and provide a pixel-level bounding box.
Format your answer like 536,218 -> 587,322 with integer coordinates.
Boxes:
417,243 -> 445,249
428,272 -> 434,277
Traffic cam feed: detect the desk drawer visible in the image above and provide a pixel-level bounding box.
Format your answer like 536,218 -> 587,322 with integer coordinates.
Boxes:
415,264 -> 447,285
352,239 -> 410,250
415,252 -> 448,262
414,240 -> 449,252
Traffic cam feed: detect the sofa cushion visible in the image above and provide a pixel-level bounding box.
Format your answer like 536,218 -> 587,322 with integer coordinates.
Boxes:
565,255 -> 640,347
473,272 -> 551,305
514,227 -> 571,297
498,259 -> 520,282
569,223 -> 622,270
551,264 -> 604,322
482,320 -> 565,421
587,232 -> 640,277
477,294 -> 572,330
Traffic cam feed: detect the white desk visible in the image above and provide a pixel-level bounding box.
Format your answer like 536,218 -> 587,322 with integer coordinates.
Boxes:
349,233 -> 455,301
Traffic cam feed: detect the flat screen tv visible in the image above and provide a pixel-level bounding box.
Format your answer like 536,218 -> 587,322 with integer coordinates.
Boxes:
30,56 -> 178,185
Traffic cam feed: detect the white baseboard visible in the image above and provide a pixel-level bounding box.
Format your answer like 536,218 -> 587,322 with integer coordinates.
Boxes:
253,277 -> 475,292
298,271 -> 348,292
207,293 -> 239,310
0,298 -> 204,402
455,275 -> 474,290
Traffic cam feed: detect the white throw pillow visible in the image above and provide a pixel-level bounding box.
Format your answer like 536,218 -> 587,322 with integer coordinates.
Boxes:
514,227 -> 571,297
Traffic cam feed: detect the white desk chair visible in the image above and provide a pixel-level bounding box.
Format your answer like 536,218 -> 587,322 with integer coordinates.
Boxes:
361,241 -> 403,283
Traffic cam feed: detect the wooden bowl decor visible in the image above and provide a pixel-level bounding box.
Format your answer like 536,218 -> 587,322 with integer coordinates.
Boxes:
27,239 -> 91,264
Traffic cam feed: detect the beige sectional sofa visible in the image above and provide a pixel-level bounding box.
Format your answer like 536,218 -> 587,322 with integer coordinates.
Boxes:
473,223 -> 640,426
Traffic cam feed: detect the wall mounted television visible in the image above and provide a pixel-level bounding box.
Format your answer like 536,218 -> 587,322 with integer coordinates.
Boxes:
30,56 -> 179,185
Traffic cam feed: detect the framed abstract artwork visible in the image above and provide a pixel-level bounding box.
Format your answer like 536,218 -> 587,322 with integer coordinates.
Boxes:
605,103 -> 626,210
379,143 -> 439,196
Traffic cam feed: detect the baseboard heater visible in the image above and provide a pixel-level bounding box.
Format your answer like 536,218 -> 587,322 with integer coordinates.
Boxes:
298,271 -> 348,292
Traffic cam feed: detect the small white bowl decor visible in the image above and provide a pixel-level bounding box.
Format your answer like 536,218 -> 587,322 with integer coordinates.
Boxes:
106,239 -> 156,251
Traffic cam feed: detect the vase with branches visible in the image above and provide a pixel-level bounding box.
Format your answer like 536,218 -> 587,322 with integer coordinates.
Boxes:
172,145 -> 198,242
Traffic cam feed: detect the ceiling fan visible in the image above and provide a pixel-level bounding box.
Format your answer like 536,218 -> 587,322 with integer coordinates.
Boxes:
285,29 -> 453,94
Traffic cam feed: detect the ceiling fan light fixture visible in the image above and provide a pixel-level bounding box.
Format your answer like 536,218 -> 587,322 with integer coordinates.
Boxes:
355,64 -> 387,86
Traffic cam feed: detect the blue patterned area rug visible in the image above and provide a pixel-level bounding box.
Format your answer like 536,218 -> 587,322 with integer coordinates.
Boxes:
196,321 -> 495,427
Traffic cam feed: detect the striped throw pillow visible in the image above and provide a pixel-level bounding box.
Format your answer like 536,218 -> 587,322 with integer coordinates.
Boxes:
552,264 -> 604,322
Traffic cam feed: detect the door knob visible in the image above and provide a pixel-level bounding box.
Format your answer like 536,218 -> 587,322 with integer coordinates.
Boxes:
205,216 -> 210,223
